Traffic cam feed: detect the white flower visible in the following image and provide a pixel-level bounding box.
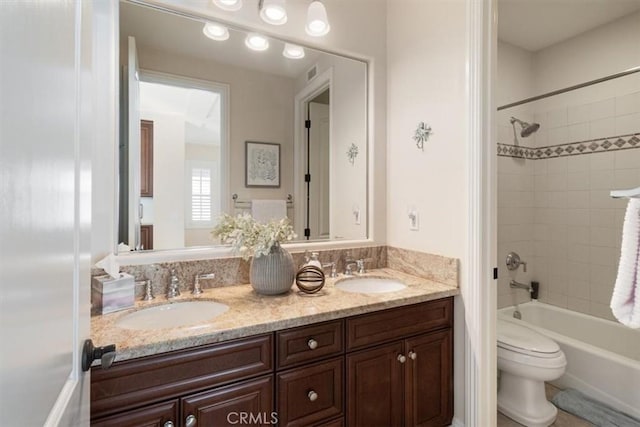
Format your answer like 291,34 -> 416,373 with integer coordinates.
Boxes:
212,213 -> 297,260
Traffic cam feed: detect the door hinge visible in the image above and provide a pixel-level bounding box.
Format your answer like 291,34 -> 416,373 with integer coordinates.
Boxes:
493,267 -> 498,280
305,174 -> 311,182
305,119 -> 311,129
304,228 -> 311,237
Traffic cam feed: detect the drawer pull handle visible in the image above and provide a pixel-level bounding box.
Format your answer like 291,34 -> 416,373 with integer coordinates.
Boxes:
409,351 -> 417,360
397,354 -> 406,363
164,422 -> 174,427
185,415 -> 196,427
307,338 -> 318,350
308,390 -> 319,401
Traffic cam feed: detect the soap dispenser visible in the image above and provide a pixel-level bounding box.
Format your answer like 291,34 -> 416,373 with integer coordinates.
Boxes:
306,252 -> 322,268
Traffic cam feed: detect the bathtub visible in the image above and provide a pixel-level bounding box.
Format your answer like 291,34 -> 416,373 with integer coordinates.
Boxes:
498,301 -> 640,419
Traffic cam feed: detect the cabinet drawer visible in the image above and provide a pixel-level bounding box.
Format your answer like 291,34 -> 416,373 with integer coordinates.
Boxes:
277,357 -> 343,427
91,399 -> 178,427
91,334 -> 272,419
346,298 -> 452,350
276,320 -> 343,369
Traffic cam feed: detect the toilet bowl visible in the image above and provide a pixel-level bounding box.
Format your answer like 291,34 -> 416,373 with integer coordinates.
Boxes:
497,319 -> 567,427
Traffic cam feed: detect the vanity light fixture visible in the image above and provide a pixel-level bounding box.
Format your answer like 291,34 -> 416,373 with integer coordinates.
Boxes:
245,33 -> 269,51
212,0 -> 243,12
259,0 -> 288,26
305,0 -> 330,37
282,43 -> 305,59
202,22 -> 230,41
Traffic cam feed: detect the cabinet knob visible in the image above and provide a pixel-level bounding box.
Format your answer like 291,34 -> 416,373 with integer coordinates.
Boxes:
408,351 -> 417,360
397,354 -> 406,363
307,338 -> 318,350
163,422 -> 174,427
308,390 -> 318,401
185,414 -> 196,427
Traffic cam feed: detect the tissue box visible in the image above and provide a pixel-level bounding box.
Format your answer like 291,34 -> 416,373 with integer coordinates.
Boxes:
92,273 -> 135,315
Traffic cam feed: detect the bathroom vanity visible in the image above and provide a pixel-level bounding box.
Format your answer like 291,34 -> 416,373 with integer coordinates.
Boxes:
90,269 -> 457,427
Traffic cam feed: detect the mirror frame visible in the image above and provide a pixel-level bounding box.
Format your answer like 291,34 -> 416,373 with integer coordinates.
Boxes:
115,0 -> 375,264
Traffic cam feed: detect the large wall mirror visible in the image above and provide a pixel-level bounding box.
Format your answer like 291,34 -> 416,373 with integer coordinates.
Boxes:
117,1 -> 368,253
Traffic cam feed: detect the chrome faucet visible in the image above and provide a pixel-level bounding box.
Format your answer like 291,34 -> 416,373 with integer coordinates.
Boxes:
193,273 -> 215,295
167,269 -> 181,299
509,279 -> 531,293
322,261 -> 338,278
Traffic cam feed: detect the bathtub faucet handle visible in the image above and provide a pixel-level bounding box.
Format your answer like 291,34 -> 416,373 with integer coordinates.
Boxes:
506,252 -> 527,273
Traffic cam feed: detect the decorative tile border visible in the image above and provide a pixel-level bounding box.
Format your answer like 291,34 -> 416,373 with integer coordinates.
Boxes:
497,133 -> 640,160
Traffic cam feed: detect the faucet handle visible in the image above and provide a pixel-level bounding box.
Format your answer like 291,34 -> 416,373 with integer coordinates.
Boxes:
193,273 -> 215,295
322,262 -> 337,278
135,279 -> 155,301
356,258 -> 374,274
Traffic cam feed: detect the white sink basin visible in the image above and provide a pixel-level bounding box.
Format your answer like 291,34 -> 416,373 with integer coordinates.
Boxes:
335,277 -> 407,294
115,301 -> 229,330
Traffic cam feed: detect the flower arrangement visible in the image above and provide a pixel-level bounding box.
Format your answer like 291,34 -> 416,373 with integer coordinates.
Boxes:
212,213 -> 297,260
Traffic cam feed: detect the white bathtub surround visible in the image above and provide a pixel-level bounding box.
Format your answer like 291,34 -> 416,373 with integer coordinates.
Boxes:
499,302 -> 640,419
610,198 -> 640,328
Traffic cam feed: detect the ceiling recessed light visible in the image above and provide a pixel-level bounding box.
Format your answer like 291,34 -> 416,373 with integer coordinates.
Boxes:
212,0 -> 243,12
259,0 -> 287,26
245,33 -> 269,51
202,22 -> 229,41
283,43 -> 305,59
306,0 -> 330,37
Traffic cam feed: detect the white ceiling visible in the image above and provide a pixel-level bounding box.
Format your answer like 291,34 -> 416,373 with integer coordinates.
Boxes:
498,0 -> 640,52
140,81 -> 222,145
120,2 -> 323,79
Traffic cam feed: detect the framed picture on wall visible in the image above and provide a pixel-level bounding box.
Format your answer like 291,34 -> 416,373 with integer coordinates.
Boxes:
245,141 -> 281,188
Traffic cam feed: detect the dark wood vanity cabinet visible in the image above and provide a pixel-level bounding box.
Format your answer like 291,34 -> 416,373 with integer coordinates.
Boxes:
91,298 -> 453,427
346,299 -> 453,427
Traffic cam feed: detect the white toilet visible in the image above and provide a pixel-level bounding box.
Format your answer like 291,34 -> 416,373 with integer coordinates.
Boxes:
497,319 -> 567,427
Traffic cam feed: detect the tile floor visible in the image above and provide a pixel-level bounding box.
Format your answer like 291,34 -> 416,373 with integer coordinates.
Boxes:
497,384 -> 595,427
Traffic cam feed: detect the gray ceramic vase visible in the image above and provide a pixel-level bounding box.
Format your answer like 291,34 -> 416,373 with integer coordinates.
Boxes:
249,242 -> 295,295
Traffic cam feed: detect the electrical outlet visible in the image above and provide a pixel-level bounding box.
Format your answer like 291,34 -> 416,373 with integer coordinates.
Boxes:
408,210 -> 419,231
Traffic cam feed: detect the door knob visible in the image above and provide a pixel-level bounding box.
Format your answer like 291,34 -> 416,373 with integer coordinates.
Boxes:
408,351 -> 417,360
81,339 -> 116,371
163,422 -> 174,427
185,414 -> 197,427
308,390 -> 318,401
397,354 -> 406,363
307,338 -> 318,350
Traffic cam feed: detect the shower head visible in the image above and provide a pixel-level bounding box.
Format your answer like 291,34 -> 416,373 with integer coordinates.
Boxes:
510,117 -> 540,138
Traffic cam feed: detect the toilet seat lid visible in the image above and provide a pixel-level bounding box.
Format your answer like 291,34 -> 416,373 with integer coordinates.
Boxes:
497,319 -> 560,356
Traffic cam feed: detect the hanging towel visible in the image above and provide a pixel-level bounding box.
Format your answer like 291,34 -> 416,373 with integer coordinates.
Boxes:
251,199 -> 287,223
611,199 -> 640,328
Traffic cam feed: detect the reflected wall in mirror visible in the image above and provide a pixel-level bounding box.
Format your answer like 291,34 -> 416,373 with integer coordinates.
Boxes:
118,1 -> 368,253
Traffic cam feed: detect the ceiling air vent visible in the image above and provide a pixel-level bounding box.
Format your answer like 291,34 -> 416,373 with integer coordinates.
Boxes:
307,65 -> 318,82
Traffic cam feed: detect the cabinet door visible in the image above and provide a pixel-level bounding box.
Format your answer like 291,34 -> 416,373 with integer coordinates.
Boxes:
347,341 -> 404,427
140,119 -> 153,197
405,330 -> 453,427
91,400 -> 178,427
181,375 -> 274,427
140,224 -> 153,250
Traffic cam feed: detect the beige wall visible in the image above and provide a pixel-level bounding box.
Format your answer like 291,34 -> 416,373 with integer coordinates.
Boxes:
386,0 -> 468,259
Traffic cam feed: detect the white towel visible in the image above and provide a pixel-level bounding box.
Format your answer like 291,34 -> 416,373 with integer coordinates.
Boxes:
251,199 -> 287,223
610,199 -> 640,328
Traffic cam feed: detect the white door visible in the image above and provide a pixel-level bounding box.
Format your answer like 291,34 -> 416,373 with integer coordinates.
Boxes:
0,1 -> 102,425
308,102 -> 331,239
127,36 -> 142,249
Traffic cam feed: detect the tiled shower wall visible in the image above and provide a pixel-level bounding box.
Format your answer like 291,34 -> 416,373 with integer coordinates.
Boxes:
497,88 -> 640,320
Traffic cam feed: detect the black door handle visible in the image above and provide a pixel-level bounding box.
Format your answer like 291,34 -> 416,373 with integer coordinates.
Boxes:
81,339 -> 116,371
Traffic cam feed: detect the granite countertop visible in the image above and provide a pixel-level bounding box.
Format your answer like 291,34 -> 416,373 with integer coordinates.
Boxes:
91,268 -> 460,362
